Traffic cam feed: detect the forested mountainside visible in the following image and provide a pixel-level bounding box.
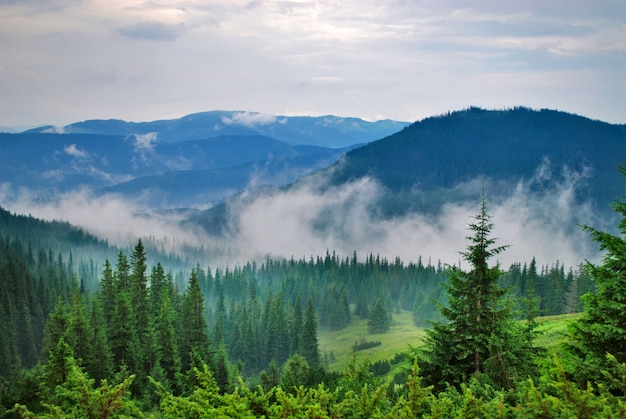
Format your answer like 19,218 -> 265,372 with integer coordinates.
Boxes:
24,111 -> 410,148
1,203 -> 598,415
324,107 -> 626,216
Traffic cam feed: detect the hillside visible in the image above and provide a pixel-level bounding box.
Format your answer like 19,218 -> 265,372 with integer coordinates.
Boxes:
324,107 -> 625,216
194,107 -> 626,238
0,132 -> 348,205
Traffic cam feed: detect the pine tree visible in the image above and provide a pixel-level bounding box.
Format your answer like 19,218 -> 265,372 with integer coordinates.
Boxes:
98,259 -> 116,330
154,289 -> 181,393
419,195 -> 532,390
302,297 -> 320,369
368,296 -> 390,334
180,270 -> 211,371
567,166 -> 626,390
66,278 -> 93,368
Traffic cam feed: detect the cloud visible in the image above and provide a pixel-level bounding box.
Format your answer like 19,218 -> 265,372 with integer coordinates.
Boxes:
64,143 -> 89,159
42,126 -> 67,134
0,159 -> 606,272
118,21 -> 184,41
223,161 -> 601,270
2,0 -> 625,128
221,112 -> 278,128
0,187 -> 206,249
130,132 -> 158,165
132,132 -> 158,152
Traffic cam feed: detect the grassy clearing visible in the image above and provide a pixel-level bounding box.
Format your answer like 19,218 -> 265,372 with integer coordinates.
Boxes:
534,312 -> 581,355
318,310 -> 580,377
319,309 -> 425,372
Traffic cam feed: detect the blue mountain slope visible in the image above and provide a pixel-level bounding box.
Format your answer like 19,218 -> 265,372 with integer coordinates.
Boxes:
24,111 -> 410,148
99,151 -> 346,208
0,132 -> 347,203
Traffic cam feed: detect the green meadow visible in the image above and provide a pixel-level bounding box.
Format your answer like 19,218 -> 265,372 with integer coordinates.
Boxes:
319,309 -> 580,378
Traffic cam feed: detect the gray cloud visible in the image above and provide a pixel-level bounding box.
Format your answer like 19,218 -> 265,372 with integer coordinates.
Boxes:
0,0 -> 624,127
222,161 -> 602,270
118,21 -> 185,41
0,159 -> 606,271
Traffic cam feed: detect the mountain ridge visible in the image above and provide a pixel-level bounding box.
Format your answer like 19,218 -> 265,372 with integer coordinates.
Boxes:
24,110 -> 410,148
193,107 -> 626,236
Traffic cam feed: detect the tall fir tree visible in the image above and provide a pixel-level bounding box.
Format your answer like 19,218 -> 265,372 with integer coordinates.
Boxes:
419,194 -> 535,390
368,296 -> 390,334
180,270 -> 211,371
566,166 -> 626,390
302,297 -> 320,369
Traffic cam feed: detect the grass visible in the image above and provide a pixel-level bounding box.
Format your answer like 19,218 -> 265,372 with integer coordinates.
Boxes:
318,309 -> 425,372
534,312 -> 581,355
318,309 -> 580,379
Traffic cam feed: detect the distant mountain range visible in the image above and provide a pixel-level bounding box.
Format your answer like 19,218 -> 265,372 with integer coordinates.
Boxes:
3,107 -> 625,233
194,107 -> 626,235
24,110 -> 410,148
1,112 -> 408,207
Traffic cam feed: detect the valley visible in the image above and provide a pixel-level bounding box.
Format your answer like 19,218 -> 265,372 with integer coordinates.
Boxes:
1,107 -> 625,417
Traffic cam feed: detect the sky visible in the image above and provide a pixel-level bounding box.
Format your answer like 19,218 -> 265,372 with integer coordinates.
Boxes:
1,0 -> 625,129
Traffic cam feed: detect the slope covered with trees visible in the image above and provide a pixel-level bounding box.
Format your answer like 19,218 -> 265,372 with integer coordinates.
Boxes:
5,164 -> 626,416
325,107 -> 626,218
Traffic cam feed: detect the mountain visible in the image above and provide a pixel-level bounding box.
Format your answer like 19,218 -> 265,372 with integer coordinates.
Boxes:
0,132 -> 349,205
25,111 -> 410,148
323,107 -> 625,215
100,150 -> 345,208
194,107 -> 626,235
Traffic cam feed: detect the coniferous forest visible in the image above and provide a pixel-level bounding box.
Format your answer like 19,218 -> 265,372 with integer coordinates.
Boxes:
2,167 -> 626,417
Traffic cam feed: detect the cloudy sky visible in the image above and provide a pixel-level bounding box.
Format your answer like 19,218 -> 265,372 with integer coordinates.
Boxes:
1,0 -> 625,128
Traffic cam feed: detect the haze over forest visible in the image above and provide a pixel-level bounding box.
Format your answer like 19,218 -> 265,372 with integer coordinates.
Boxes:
1,107 -> 624,270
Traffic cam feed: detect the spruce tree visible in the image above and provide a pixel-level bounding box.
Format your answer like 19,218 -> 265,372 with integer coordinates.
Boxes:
567,166 -> 626,389
302,297 -> 320,369
368,296 -> 390,334
419,194 -> 532,390
180,270 -> 211,371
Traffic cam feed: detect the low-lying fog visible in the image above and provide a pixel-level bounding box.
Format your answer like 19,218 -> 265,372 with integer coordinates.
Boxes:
0,161 -> 607,270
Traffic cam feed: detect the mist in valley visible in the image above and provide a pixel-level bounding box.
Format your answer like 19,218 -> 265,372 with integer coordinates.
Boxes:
0,158 -> 605,272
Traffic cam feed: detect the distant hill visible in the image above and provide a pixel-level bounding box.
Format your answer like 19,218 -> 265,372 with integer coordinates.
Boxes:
25,111 -> 410,148
324,107 -> 626,214
194,107 -> 626,235
101,150 -> 345,208
0,132 -> 349,206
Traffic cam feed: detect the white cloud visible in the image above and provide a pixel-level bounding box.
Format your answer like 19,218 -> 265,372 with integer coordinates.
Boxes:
42,126 -> 67,134
0,187 -> 205,249
132,132 -> 158,152
0,159 -> 606,271
64,143 -> 89,159
221,112 -> 277,128
224,162 -> 601,270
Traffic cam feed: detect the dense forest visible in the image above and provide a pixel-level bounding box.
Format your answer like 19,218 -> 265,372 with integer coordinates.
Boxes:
324,107 -> 626,218
4,159 -> 626,416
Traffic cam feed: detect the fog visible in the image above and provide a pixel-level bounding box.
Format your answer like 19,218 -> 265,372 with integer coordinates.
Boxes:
0,160 -> 606,270
228,163 -> 601,269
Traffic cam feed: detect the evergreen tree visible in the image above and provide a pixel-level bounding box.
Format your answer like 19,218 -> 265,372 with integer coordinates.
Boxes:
66,278 -> 93,368
87,299 -> 112,382
290,295 -> 304,355
301,297 -> 320,369
154,290 -> 181,393
567,166 -> 626,390
180,270 -> 211,371
368,296 -> 390,334
98,259 -> 116,330
419,195 -> 533,390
